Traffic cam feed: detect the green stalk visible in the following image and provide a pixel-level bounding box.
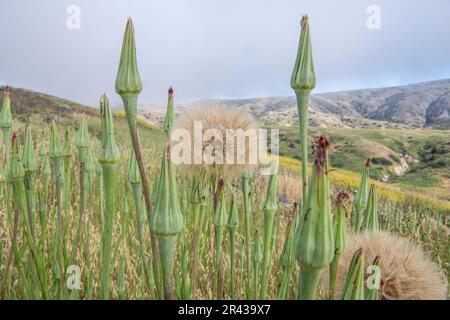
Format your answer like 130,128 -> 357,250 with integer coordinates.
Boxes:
98,95 -> 121,300
329,191 -> 349,300
213,180 -> 227,299
128,150 -> 153,293
252,232 -> 262,298
48,122 -> 66,298
296,90 -> 311,203
189,175 -> 204,299
241,172 -> 252,299
227,194 -> 239,299
261,172 -> 278,299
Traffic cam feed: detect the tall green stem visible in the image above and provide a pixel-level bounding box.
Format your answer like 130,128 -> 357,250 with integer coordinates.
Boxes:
242,174 -> 252,299
100,163 -> 117,299
295,90 -> 311,204
122,94 -> 160,295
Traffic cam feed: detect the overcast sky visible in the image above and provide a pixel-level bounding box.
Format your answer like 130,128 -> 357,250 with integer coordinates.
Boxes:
0,0 -> 449,107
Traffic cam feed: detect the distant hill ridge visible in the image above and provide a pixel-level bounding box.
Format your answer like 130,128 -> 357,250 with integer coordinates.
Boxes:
139,79 -> 450,129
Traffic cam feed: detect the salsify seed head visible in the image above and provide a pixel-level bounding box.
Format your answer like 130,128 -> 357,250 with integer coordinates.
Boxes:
171,104 -> 259,179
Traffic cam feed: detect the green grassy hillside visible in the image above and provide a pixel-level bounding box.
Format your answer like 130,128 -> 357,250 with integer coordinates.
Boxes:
277,126 -> 450,203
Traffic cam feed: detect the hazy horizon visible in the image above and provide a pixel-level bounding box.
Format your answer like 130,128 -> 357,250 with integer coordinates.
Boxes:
1,0 -> 449,107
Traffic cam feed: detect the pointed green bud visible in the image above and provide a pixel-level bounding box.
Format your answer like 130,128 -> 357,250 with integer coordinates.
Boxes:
48,122 -> 63,159
0,87 -> 12,129
365,256 -> 381,300
22,127 -> 38,173
8,133 -> 25,180
63,128 -> 73,158
115,18 -> 142,96
341,248 -> 365,300
334,191 -> 350,255
227,194 -> 239,229
295,136 -> 334,269
163,87 -> 174,137
75,115 -> 89,150
98,94 -> 120,164
263,173 -> 278,213
362,184 -> 379,231
127,150 -> 141,184
354,158 -> 370,231
188,175 -> 203,204
41,156 -> 51,177
252,231 -> 263,263
291,16 -> 316,92
151,145 -> 184,236
38,144 -> 47,158
214,181 -> 228,228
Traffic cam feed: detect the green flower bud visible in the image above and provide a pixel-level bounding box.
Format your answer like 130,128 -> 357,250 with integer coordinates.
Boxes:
263,173 -> 278,213
63,128 -> 73,158
75,115 -> 89,149
362,184 -> 379,231
341,248 -> 365,300
115,18 -> 143,96
151,145 -> 184,236
38,144 -> 47,158
9,134 -> 25,180
295,136 -> 334,300
163,87 -> 174,137
189,175 -> 203,205
98,95 -> 120,164
290,16 -> 316,92
214,186 -> 228,228
354,159 -> 370,231
22,127 -> 38,174
48,122 -> 63,159
227,194 -> 239,229
295,136 -> 334,269
0,87 -> 12,129
127,151 -> 141,184
41,156 -> 51,177
252,232 -> 263,264
334,191 -> 350,255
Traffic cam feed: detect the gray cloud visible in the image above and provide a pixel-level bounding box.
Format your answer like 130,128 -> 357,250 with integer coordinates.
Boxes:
0,0 -> 449,107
